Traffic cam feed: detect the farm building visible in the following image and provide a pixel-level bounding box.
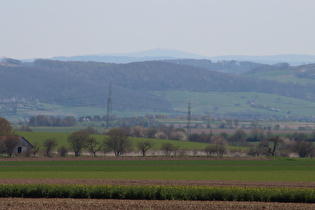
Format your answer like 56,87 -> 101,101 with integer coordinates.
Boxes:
1,136 -> 34,155
15,136 -> 33,154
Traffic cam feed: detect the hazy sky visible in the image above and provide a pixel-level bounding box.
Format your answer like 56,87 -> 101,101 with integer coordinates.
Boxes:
1,0 -> 315,59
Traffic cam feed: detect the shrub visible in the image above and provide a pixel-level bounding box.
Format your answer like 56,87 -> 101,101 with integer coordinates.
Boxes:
131,126 -> 146,137
170,131 -> 187,141
43,138 -> 58,157
161,143 -> 178,156
205,145 -> 216,156
154,131 -> 168,139
58,146 -> 68,157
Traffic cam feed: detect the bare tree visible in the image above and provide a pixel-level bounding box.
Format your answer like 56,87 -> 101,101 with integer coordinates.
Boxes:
0,118 -> 12,152
43,138 -> 58,157
161,142 -> 176,156
137,141 -> 153,157
0,117 -> 12,137
132,126 -> 146,137
154,131 -> 168,139
102,143 -> 112,156
170,130 -> 187,141
146,127 -> 158,138
104,127 -> 132,156
82,126 -> 99,135
58,146 -> 68,157
211,136 -> 228,157
3,135 -> 19,157
259,136 -> 282,157
86,137 -> 102,157
228,129 -> 246,145
31,142 -> 40,157
173,145 -> 180,156
68,130 -> 89,156
292,140 -> 314,157
250,127 -> 265,142
205,145 -> 217,156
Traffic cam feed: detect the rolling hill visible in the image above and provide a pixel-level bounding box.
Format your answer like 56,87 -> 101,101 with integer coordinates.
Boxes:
1,59 -> 315,120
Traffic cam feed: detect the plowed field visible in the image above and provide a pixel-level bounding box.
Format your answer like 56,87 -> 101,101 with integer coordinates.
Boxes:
0,198 -> 314,210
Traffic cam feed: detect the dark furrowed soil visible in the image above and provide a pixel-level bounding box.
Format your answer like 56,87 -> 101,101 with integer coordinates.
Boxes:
0,198 -> 314,210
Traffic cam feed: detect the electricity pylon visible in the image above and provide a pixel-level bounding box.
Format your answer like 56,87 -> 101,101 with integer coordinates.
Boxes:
106,83 -> 112,128
187,101 -> 191,135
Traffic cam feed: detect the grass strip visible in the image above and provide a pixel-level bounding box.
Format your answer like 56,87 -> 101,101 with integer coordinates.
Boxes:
0,184 -> 313,203
0,171 -> 314,182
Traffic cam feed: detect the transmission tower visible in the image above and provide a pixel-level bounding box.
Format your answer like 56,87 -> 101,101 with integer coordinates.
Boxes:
106,83 -> 112,128
187,101 -> 191,135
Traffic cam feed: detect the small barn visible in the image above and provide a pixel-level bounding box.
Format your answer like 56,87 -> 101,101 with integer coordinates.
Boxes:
15,136 -> 34,154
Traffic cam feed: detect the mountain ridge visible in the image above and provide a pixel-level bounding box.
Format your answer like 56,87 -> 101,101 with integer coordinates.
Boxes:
46,49 -> 315,65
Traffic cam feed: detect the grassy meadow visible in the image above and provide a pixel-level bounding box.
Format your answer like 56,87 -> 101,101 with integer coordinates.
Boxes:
14,131 -> 227,151
152,91 -> 315,117
0,158 -> 313,182
243,70 -> 315,85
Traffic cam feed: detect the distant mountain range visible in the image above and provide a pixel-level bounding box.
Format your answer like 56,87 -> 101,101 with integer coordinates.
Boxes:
48,49 -> 315,66
16,49 -> 315,66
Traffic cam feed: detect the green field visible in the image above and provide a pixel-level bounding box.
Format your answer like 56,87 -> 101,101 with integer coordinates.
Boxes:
15,131 -> 228,151
10,89 -> 315,121
153,91 -> 315,117
243,70 -> 315,85
0,158 -> 314,182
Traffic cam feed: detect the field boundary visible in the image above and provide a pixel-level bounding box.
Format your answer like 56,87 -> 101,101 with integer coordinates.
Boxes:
0,179 -> 314,188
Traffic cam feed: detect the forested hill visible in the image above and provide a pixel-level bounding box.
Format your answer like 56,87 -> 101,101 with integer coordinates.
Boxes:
166,59 -> 267,75
0,59 -> 315,113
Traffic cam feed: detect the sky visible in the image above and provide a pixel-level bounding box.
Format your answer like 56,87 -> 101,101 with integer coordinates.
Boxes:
1,0 -> 315,59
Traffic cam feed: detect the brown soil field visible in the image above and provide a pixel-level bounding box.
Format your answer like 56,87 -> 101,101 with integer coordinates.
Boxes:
0,198 -> 314,210
0,157 -> 314,209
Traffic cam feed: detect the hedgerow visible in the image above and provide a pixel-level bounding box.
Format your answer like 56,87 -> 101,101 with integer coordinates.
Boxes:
0,184 -> 313,203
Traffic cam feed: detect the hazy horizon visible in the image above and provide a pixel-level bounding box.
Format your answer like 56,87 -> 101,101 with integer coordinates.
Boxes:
2,0 -> 315,59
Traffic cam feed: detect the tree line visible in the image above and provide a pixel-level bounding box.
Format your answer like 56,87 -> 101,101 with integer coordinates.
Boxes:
28,115 -> 77,127
29,127 -> 145,158
1,116 -> 314,158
